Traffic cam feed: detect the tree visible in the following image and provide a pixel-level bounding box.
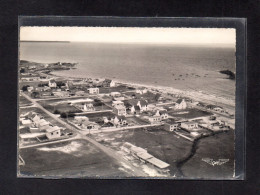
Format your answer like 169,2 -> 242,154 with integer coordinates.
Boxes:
31,91 -> 40,98
20,68 -> 25,73
54,110 -> 60,114
154,93 -> 161,101
22,85 -> 30,91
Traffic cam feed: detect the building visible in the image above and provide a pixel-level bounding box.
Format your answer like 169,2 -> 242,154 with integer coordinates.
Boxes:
181,121 -> 199,130
148,110 -> 161,124
27,86 -> 34,92
112,100 -> 124,107
113,116 -> 128,126
111,92 -> 121,97
103,79 -> 116,87
46,126 -> 61,140
113,105 -> 127,116
81,121 -> 99,130
75,91 -> 85,96
175,99 -> 187,110
83,103 -> 95,112
48,79 -> 57,88
164,122 -> 179,132
74,116 -> 89,123
34,119 -> 50,131
128,99 -> 148,113
159,110 -> 169,120
87,87 -> 99,94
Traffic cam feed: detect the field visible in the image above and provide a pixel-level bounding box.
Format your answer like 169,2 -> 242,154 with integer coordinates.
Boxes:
91,128 -> 193,176
180,130 -> 235,179
18,139 -> 130,177
19,95 -> 33,106
168,108 -> 212,119
38,99 -> 82,114
126,116 -> 150,125
99,85 -> 134,93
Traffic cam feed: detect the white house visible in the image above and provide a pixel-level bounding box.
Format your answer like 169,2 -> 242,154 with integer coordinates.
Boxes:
112,116 -> 127,126
46,126 -> 61,140
164,122 -> 179,132
111,92 -> 121,97
113,105 -> 127,116
74,116 -> 89,124
148,110 -> 161,124
181,121 -> 199,130
34,119 -> 50,131
112,100 -> 124,107
83,103 -> 95,112
88,88 -> 99,94
27,86 -> 34,92
48,79 -> 57,88
110,80 -> 116,87
175,99 -> 187,110
159,110 -> 169,120
137,100 -> 148,112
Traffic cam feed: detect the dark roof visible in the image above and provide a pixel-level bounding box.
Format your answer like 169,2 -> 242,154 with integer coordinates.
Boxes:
176,99 -> 183,104
128,99 -> 138,106
118,116 -> 126,120
139,100 -> 148,106
134,106 -> 140,110
159,110 -> 167,115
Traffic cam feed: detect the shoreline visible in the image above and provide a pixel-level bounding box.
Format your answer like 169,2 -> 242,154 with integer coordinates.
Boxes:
48,69 -> 235,112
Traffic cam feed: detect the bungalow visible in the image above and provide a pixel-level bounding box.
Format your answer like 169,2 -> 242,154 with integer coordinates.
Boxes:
130,105 -> 141,115
34,119 -> 50,131
75,91 -> 85,96
181,121 -> 199,130
103,79 -> 116,87
48,79 -> 57,88
46,126 -> 61,140
21,119 -> 32,127
111,92 -> 121,97
175,99 -> 187,110
81,121 -> 99,130
135,88 -> 148,94
113,105 -> 127,116
83,103 -> 95,112
159,110 -> 169,120
43,86 -> 51,91
148,110 -> 161,124
87,87 -> 99,94
128,99 -> 148,112
114,96 -> 125,101
113,116 -> 128,126
27,86 -> 34,92
74,116 -> 89,123
31,114 -> 41,123
112,100 -> 124,107
164,121 -> 179,132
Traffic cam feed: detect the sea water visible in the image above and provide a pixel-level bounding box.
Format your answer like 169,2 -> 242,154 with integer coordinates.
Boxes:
20,42 -> 236,101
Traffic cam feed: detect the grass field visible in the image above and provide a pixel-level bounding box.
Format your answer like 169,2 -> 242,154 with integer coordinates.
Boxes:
91,128 -> 193,176
99,85 -> 134,93
180,130 -> 235,179
168,108 -> 212,119
19,95 -> 33,106
18,139 -> 130,177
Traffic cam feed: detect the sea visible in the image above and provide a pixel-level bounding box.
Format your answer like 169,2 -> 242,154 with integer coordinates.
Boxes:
20,42 -> 236,101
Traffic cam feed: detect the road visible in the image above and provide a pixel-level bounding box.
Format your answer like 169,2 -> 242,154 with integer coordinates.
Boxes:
20,92 -> 148,176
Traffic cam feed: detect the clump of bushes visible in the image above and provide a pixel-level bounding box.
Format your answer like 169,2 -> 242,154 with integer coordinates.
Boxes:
60,112 -> 76,118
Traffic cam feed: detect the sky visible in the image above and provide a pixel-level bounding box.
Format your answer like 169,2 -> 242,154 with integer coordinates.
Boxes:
20,27 -> 236,45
